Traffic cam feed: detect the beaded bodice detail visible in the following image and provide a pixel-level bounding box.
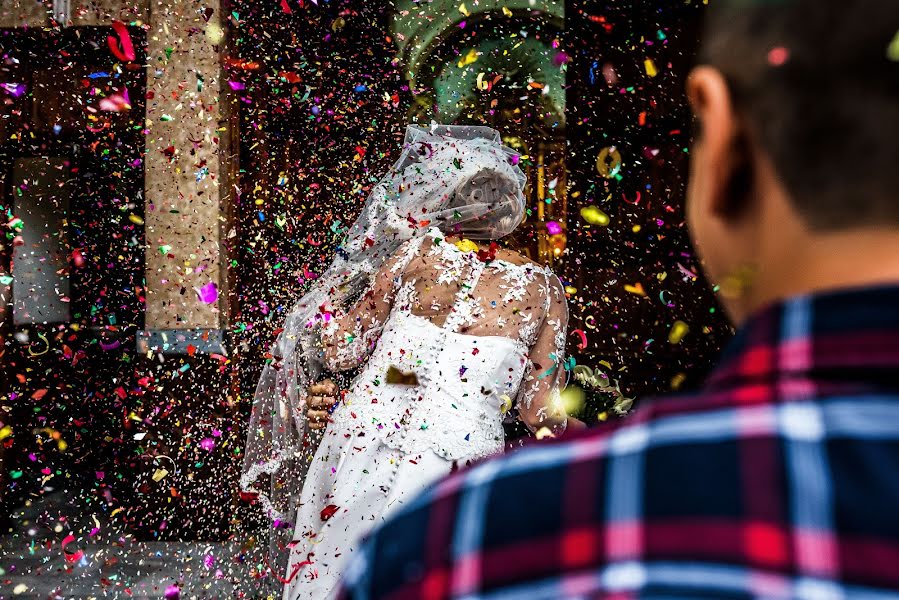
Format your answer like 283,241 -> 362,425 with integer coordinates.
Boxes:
322,228 -> 569,463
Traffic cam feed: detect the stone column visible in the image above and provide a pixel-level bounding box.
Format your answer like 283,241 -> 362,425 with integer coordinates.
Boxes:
0,0 -> 149,27
68,0 -> 148,25
140,0 -> 229,352
0,1 -> 49,27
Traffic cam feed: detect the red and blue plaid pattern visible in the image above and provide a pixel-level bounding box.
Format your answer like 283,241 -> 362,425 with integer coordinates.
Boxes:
338,286 -> 899,599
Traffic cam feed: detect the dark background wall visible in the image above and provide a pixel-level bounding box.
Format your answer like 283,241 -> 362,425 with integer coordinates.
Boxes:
0,26 -> 148,532
564,0 -> 731,415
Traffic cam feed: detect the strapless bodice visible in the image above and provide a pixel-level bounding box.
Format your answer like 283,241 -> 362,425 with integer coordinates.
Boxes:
333,310 -> 528,460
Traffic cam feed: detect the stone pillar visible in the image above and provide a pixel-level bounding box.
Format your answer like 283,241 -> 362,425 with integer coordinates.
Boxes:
0,0 -> 149,27
0,0 -> 49,27
131,3 -> 238,539
140,0 -> 229,351
0,0 -> 226,339
68,0 -> 148,25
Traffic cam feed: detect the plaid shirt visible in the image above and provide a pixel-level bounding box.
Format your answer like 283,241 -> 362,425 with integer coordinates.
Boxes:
337,286 -> 899,600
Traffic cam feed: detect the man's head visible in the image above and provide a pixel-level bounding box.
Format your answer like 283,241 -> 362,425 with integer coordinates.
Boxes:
686,0 -> 899,323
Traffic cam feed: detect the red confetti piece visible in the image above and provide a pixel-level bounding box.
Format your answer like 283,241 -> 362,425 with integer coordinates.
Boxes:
623,191 -> 642,205
238,491 -> 258,503
107,21 -> 136,62
61,534 -> 84,563
265,555 -> 308,584
320,504 -> 339,521
571,329 -> 588,350
768,46 -> 790,67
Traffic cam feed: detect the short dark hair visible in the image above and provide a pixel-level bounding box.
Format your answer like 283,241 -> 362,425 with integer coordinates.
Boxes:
699,0 -> 899,230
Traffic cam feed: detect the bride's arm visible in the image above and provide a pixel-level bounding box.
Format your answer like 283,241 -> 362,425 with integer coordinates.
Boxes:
319,239 -> 420,371
515,272 -> 580,435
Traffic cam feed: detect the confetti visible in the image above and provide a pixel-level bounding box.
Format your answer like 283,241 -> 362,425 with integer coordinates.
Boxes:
595,146 -> 623,178
624,283 -> 646,296
579,205 -> 610,226
888,30 -> 899,61
768,46 -> 790,66
571,329 -> 588,350
546,220 -> 563,235
107,20 -> 136,62
197,282 -> 219,304
668,320 -> 690,344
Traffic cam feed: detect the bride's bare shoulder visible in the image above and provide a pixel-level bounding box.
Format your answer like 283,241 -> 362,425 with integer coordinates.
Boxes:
495,246 -> 541,268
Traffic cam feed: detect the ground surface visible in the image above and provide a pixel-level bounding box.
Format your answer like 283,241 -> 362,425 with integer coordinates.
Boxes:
1,494 -> 275,599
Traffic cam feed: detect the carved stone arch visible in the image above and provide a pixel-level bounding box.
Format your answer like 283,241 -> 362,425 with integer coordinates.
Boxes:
392,0 -> 563,80
391,1 -> 567,265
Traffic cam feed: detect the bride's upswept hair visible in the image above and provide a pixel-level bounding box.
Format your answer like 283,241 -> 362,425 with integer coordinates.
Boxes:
443,168 -> 525,240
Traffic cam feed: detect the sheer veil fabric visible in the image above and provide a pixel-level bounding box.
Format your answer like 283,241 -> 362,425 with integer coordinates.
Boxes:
240,125 -> 528,570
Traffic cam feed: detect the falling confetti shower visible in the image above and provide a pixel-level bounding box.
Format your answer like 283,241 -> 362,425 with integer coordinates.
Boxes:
0,0 -> 729,595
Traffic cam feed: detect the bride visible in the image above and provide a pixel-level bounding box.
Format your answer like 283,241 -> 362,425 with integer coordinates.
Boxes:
241,125 -> 582,599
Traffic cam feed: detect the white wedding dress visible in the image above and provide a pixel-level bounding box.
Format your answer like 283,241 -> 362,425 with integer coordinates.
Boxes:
282,228 -> 568,599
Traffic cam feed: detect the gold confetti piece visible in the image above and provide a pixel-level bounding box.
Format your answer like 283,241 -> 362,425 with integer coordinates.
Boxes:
580,205 -> 610,226
454,238 -> 479,252
128,214 -> 144,225
624,283 -> 646,296
457,48 -> 479,68
644,58 -> 658,77
152,468 -> 169,482
596,146 -> 622,178
459,3 -> 470,16
502,6 -> 512,16
668,320 -> 690,344
0,426 -> 11,441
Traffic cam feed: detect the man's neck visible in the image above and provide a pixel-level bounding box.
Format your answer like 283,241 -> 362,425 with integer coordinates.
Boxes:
746,228 -> 899,324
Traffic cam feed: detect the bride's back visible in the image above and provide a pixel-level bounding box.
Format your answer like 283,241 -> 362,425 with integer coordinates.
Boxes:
397,229 -> 560,348
319,226 -> 569,437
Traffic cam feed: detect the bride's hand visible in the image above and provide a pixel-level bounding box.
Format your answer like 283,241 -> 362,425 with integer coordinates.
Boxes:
566,416 -> 588,431
307,379 -> 339,430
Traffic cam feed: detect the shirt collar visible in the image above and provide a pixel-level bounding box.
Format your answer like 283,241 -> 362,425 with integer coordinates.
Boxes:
705,284 -> 899,394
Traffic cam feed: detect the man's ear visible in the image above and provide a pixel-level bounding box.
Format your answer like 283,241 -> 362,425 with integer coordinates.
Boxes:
686,66 -> 748,220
